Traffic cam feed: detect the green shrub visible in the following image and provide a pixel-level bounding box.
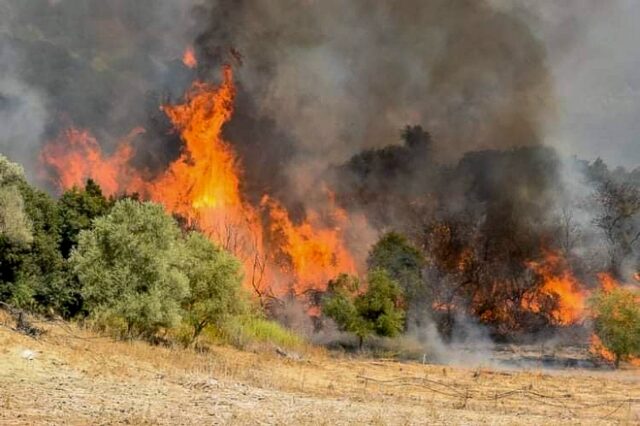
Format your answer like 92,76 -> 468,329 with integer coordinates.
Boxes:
323,270 -> 405,349
71,199 -> 189,340
590,288 -> 640,367
181,232 -> 245,345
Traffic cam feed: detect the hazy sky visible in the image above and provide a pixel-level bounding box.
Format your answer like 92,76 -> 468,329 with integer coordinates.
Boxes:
507,0 -> 640,168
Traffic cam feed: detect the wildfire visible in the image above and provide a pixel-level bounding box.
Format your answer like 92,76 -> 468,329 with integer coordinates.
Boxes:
521,249 -> 586,325
41,127 -> 146,196
182,46 -> 197,69
152,66 -> 242,219
41,65 -> 360,300
262,195 -> 357,294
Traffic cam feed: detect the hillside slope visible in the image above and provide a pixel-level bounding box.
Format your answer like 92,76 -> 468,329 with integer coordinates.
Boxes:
0,314 -> 638,425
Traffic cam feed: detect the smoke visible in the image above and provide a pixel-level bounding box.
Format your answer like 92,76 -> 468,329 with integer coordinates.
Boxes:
195,0 -> 555,202
0,0 -> 206,183
495,0 -> 640,169
0,43 -> 48,174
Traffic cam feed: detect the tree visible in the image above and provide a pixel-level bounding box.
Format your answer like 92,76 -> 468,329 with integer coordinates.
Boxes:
591,175 -> 640,276
0,155 -> 67,312
58,179 -> 112,258
0,155 -> 32,246
323,270 -> 405,349
367,232 -> 426,325
71,199 -> 189,339
590,288 -> 640,367
181,232 -> 244,345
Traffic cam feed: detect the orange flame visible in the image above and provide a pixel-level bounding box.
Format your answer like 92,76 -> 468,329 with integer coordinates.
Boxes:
261,195 -> 357,294
152,66 -> 242,219
41,127 -> 146,196
589,334 -> 616,363
597,272 -> 619,293
522,249 -> 586,325
41,66 -> 359,300
182,46 -> 197,69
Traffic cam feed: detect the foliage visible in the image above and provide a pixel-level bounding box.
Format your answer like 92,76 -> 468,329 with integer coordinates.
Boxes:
590,288 -> 640,367
205,315 -> 305,350
323,271 -> 405,348
58,179 -> 112,258
181,232 -> 245,344
0,155 -> 32,245
0,155 -> 69,313
71,199 -> 189,339
367,232 -> 426,319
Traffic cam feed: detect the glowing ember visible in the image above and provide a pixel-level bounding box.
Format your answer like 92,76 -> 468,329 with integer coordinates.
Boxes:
182,46 -> 197,69
521,249 -> 586,325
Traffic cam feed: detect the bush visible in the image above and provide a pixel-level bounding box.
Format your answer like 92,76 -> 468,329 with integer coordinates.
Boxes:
71,199 -> 189,339
181,232 -> 245,345
323,270 -> 405,349
58,179 -> 112,258
590,288 -> 640,367
367,232 -> 427,321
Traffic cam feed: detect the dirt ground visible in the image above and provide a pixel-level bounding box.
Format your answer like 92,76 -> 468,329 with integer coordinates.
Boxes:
1,313 -> 639,425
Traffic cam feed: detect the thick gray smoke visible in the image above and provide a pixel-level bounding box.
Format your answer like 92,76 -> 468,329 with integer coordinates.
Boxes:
196,0 -> 555,201
1,1 -> 557,195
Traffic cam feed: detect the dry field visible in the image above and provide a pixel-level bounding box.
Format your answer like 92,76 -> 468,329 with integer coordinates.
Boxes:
0,312 -> 638,425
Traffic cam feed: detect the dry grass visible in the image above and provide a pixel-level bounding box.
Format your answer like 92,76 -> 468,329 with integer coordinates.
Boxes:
0,312 -> 638,425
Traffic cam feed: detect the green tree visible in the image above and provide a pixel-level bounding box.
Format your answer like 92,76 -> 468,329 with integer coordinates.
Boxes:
0,155 -> 32,246
0,155 -> 67,312
181,232 -> 244,345
71,199 -> 189,339
323,270 -> 405,349
590,288 -> 640,367
58,179 -> 112,258
367,232 -> 426,322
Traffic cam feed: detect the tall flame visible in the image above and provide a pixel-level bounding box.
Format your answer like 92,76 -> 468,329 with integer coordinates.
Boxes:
41,66 -> 359,300
152,66 -> 242,219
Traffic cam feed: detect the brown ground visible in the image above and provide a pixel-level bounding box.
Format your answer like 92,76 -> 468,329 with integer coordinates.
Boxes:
0,312 -> 638,425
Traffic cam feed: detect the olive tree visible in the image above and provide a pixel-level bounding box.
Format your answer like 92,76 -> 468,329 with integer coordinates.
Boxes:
71,199 -> 189,339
